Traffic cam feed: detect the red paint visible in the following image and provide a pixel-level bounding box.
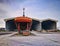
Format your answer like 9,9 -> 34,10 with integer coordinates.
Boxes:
17,23 -> 20,33
15,17 -> 32,22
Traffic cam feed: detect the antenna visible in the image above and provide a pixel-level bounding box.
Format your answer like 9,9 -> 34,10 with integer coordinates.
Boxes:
23,8 -> 25,17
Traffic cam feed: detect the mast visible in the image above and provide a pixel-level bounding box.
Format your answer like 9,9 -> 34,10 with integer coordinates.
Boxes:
23,8 -> 25,17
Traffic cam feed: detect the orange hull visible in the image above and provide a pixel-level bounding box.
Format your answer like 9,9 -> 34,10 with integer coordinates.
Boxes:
15,17 -> 32,22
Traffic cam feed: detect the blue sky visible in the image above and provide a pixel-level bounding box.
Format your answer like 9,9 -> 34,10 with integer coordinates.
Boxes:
0,0 -> 60,29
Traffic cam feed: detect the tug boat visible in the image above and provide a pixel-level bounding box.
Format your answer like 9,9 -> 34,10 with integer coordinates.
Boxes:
14,8 -> 32,35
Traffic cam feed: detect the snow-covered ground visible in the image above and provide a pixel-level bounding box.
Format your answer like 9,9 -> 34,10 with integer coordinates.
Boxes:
0,31 -> 60,46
